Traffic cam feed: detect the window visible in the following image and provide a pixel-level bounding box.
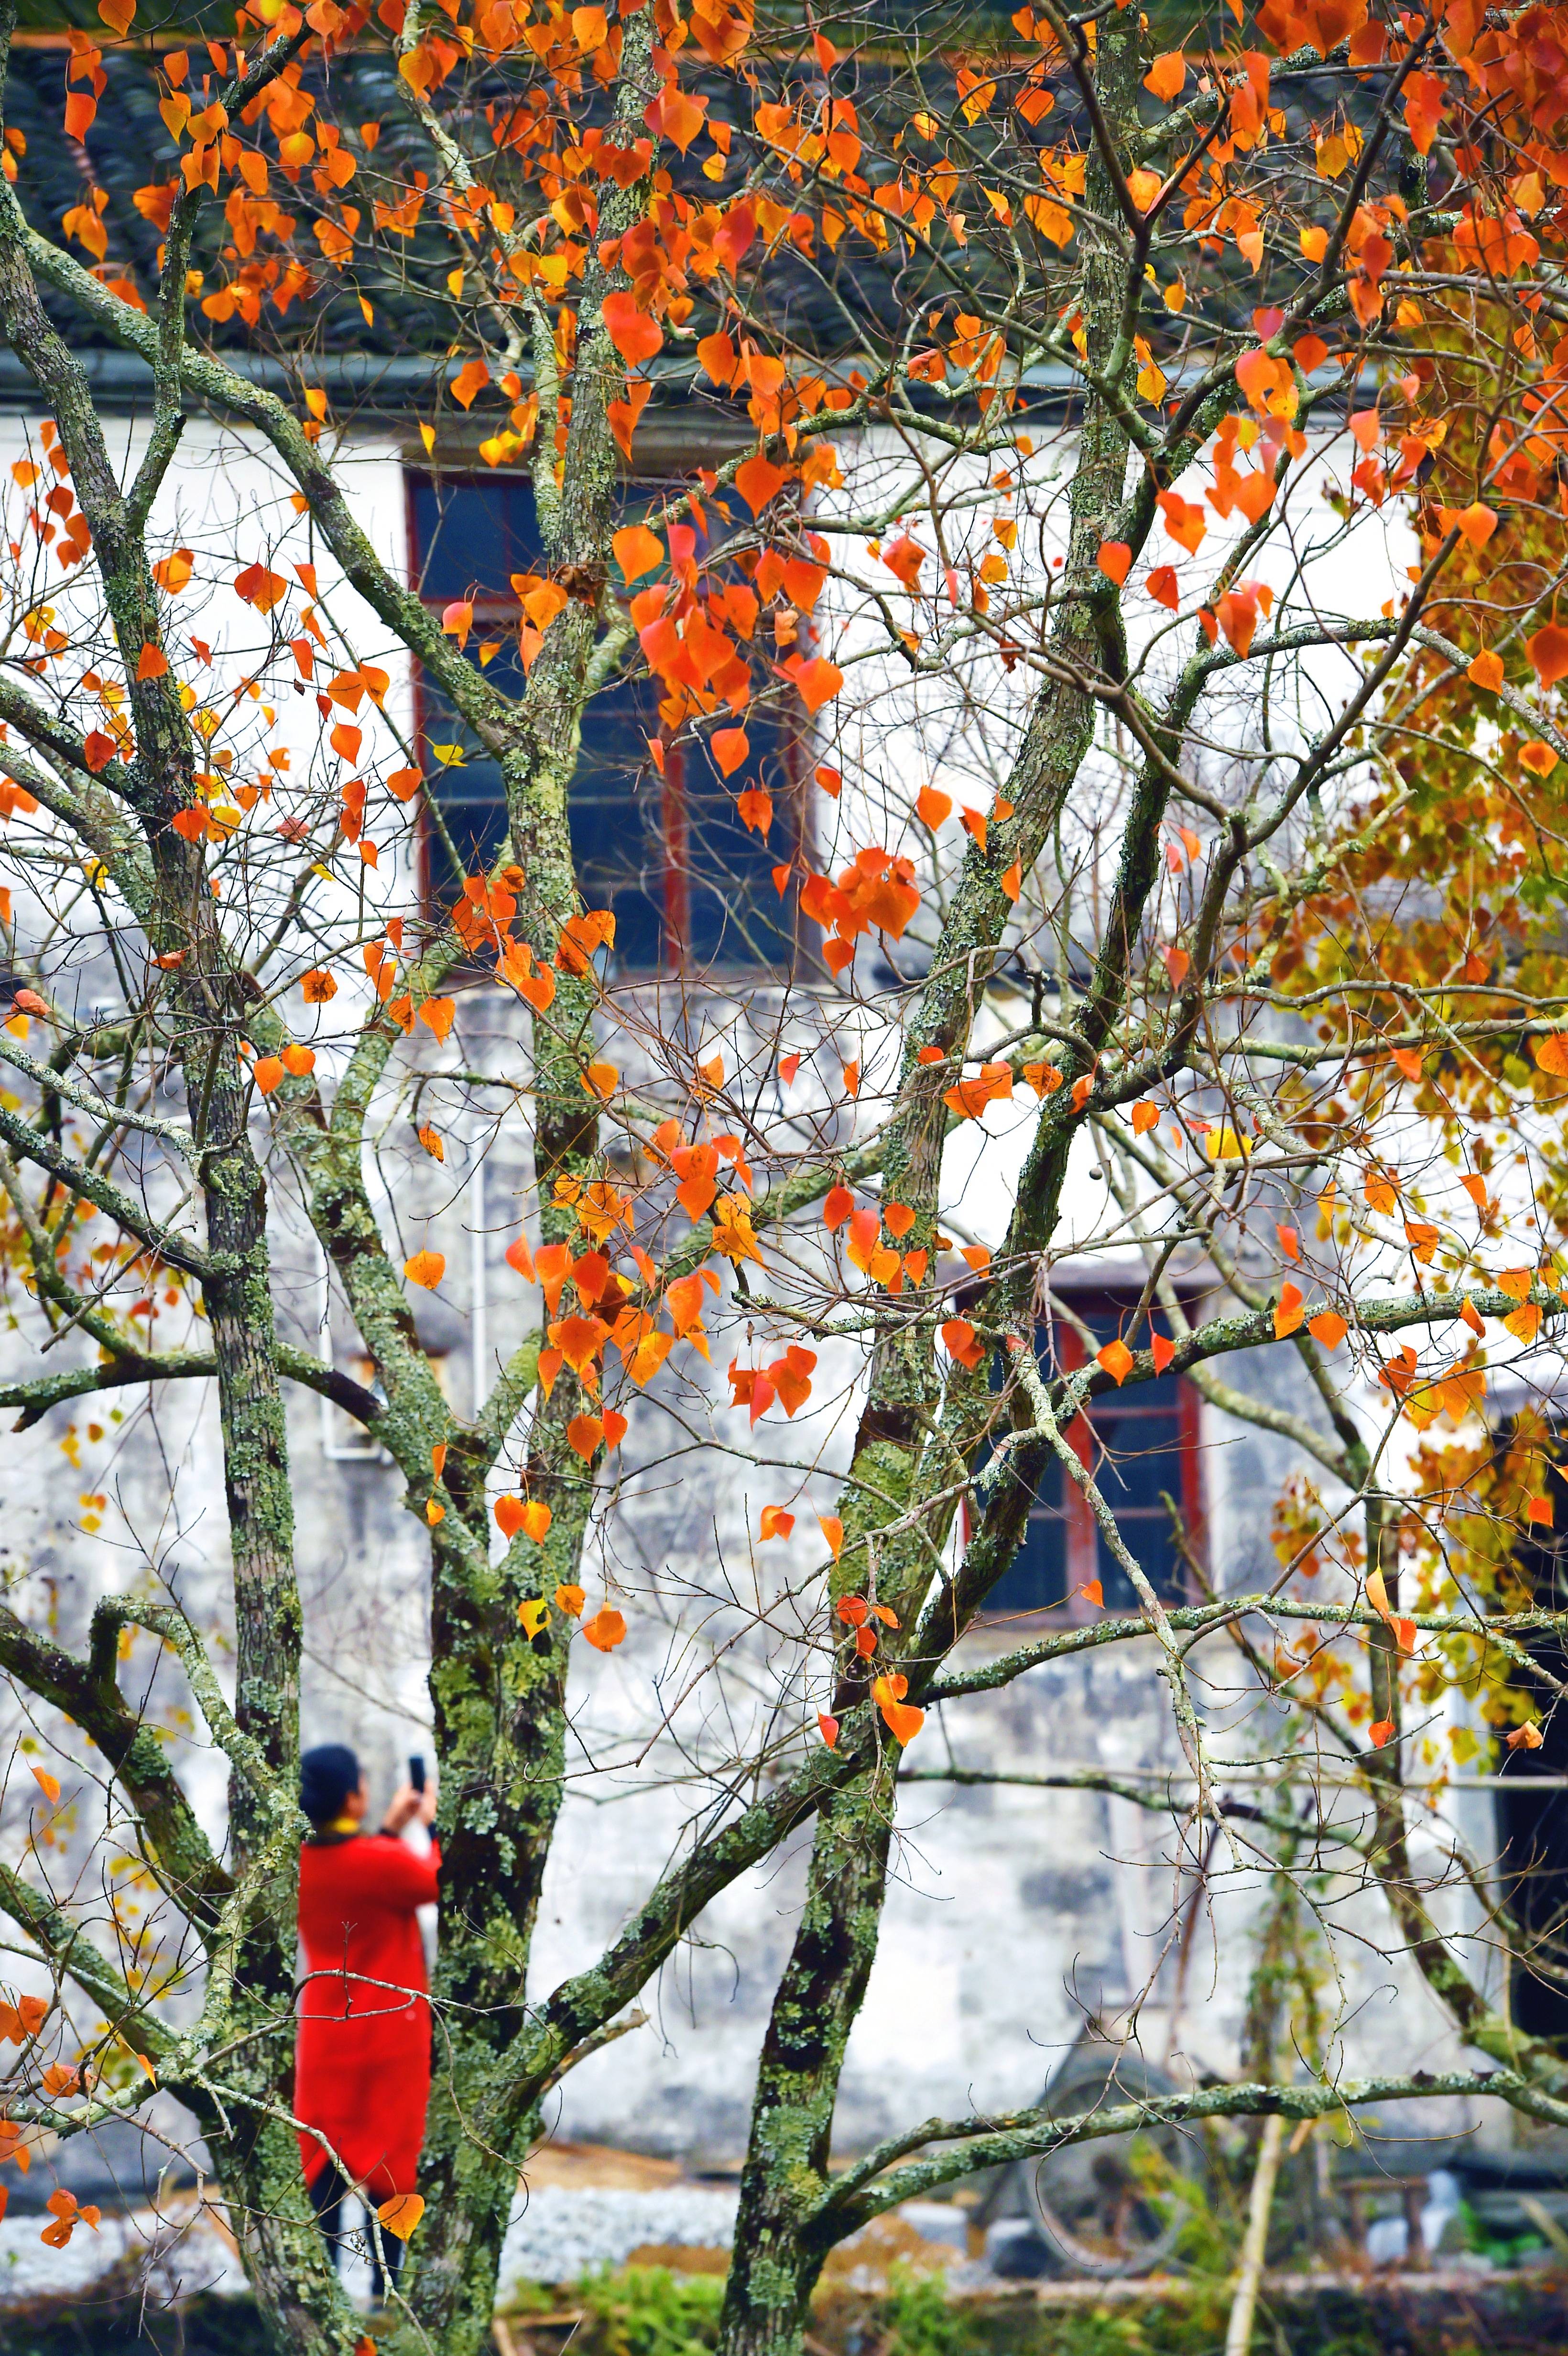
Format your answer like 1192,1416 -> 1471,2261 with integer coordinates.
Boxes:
983,1291 -> 1203,1620
406,472 -> 802,973
1498,1451 -> 1568,2042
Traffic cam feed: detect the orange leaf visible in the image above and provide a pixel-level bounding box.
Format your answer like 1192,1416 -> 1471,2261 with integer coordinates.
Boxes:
30,1768 -> 60,1806
449,358 -> 490,410
645,83 -> 707,153
871,1673 -> 923,1745
524,1501 -> 553,1542
817,1711 -> 839,1747
1096,1338 -> 1133,1384
376,2194 -> 425,2241
581,1060 -> 618,1101
1368,1719 -> 1395,1749
735,453 -> 786,513
567,1413 -> 605,1459
760,1505 -> 795,1540
582,1605 -> 627,1651
711,726 -> 750,778
404,1250 -> 445,1289
1535,1033 -> 1568,1077
252,1056 -> 283,1095
1131,1101 -> 1158,1134
818,1515 -> 844,1560
418,997 -> 455,1042
1143,47 -> 1186,97
1096,541 -> 1132,585
613,523 -> 663,583
1467,650 -> 1504,691
1080,1578 -> 1104,1608
135,643 -> 169,680
1307,1309 -> 1347,1348
1000,860 -> 1022,903
1274,1282 -> 1305,1338
941,1318 -> 984,1371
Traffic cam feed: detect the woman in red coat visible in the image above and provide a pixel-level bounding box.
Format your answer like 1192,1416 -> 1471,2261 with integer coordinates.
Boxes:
296,1744 -> 439,2293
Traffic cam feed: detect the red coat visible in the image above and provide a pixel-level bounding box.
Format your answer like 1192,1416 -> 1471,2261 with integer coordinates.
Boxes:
295,1832 -> 439,2199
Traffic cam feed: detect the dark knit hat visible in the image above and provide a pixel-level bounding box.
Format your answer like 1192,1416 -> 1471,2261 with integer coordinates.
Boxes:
299,1744 -> 360,1828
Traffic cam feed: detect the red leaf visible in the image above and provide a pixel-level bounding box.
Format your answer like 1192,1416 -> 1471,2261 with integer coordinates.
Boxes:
1528,622 -> 1568,687
600,291 -> 663,368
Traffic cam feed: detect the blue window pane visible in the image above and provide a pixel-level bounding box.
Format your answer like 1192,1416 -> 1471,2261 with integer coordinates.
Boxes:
409,472 -> 797,973
410,476 -> 541,603
991,1507 -> 1071,1614
985,1303 -> 1191,1615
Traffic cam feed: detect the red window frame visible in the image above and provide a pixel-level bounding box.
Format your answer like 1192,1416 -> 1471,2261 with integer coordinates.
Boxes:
966,1290 -> 1207,1626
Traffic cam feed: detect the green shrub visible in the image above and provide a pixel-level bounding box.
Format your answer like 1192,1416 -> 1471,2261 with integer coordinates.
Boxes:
574,2265 -> 727,2356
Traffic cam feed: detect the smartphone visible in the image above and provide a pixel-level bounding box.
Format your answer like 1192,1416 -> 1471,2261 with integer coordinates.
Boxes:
408,1755 -> 425,1792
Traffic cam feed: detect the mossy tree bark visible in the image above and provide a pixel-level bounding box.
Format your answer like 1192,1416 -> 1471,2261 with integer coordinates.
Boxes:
716,22 -> 1154,2356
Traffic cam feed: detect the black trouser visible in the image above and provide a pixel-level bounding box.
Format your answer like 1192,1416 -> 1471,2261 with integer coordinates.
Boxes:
308,2163 -> 404,2301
